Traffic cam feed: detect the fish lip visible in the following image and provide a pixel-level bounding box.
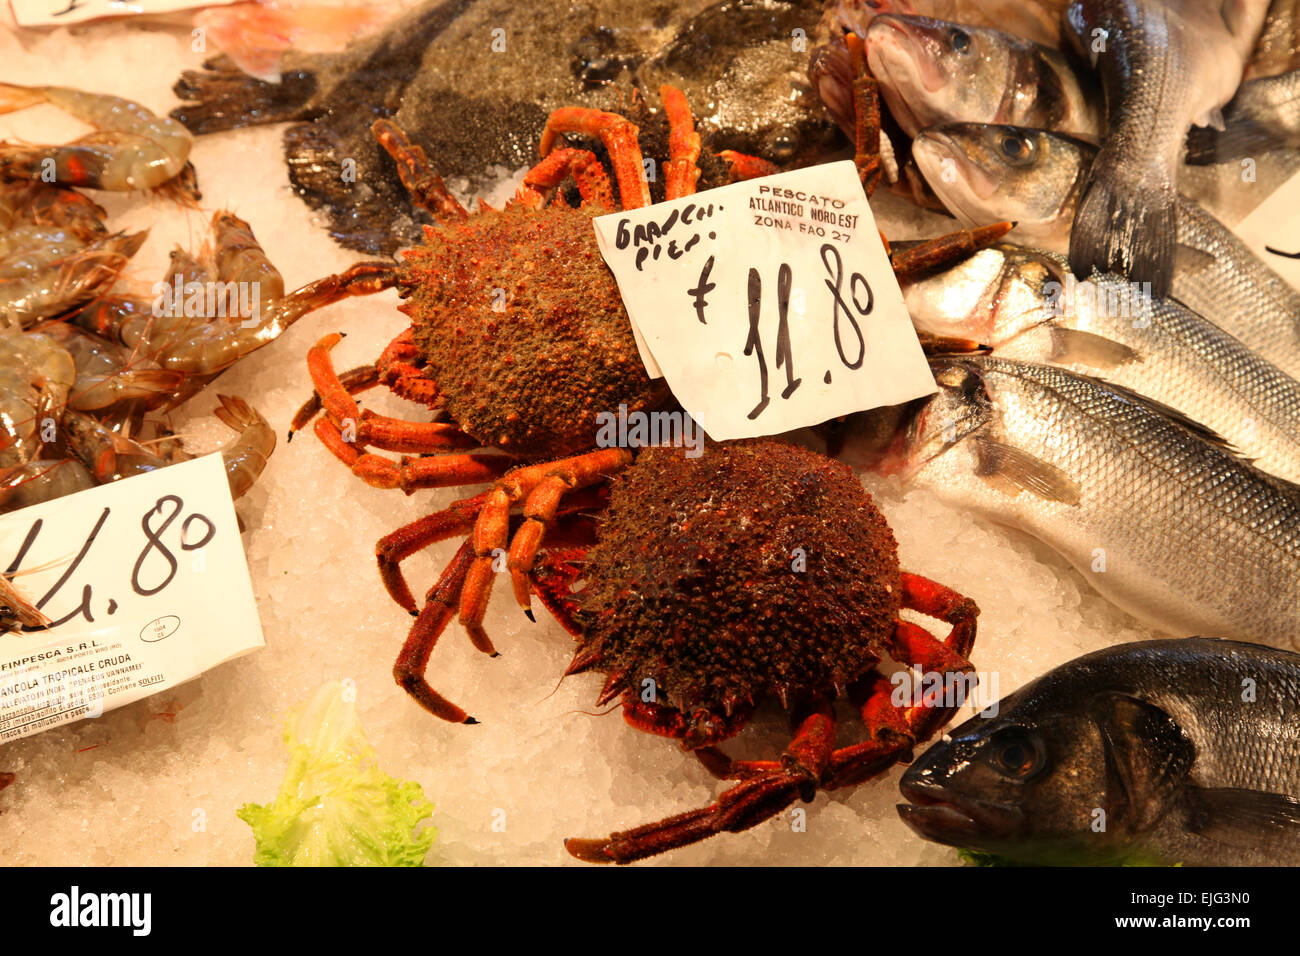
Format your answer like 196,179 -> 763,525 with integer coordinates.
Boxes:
897,779 -> 1020,846
866,15 -> 937,133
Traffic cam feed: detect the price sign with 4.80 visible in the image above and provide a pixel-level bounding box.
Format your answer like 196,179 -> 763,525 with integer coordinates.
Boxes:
593,160 -> 936,440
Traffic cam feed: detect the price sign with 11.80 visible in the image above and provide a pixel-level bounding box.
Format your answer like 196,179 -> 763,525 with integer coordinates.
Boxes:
593,160 -> 936,440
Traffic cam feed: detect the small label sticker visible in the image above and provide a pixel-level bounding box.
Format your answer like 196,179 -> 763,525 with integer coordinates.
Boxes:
0,454 -> 263,742
593,160 -> 936,440
1233,171 -> 1300,292
11,0 -> 235,27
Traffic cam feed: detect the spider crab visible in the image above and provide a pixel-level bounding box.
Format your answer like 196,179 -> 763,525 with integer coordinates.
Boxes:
289,74 -> 996,860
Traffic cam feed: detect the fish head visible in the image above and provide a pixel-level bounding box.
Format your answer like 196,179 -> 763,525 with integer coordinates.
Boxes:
866,14 -> 1018,138
860,357 -> 992,476
898,705 -> 1119,863
913,123 -> 1094,249
903,243 -> 1064,345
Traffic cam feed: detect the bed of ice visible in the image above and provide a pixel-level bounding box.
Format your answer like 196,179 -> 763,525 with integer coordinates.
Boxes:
0,13 -> 1271,866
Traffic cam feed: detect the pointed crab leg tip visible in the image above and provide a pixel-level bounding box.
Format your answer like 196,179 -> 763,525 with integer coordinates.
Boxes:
286,431 -> 294,442
339,331 -> 348,337
524,608 -> 536,622
409,609 -> 420,618
490,651 -> 502,659
564,838 -> 615,864
463,716 -> 480,725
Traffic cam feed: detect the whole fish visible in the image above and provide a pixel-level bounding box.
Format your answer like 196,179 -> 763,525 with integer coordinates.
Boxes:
912,122 -> 1300,380
1063,0 -> 1269,298
1186,68 -> 1300,163
903,243 -> 1300,484
899,638 -> 1300,866
172,0 -> 835,255
860,356 -> 1300,648
864,14 -> 1101,139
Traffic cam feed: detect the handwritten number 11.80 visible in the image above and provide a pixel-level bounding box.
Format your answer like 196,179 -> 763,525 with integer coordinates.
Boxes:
744,243 -> 872,421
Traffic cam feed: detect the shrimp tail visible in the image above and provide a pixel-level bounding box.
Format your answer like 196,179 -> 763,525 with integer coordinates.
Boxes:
214,394 -> 275,500
0,82 -> 49,115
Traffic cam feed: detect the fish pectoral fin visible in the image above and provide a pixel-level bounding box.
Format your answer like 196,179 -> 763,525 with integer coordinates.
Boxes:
1048,328 -> 1141,370
973,438 -> 1082,506
1088,693 -> 1196,834
1182,787 -> 1300,847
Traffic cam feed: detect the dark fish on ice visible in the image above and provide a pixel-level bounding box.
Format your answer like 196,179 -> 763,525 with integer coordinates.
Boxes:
171,0 -> 835,254
899,638 -> 1300,866
1063,0 -> 1269,298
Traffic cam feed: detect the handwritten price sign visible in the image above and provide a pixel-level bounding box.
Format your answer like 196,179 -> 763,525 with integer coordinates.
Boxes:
1234,171 -> 1300,293
0,454 -> 263,742
594,160 -> 936,440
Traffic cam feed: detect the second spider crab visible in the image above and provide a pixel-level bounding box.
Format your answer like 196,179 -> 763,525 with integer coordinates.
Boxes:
292,81 -> 1008,670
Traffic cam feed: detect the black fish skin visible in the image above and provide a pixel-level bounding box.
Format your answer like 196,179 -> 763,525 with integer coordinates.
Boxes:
899,638 -> 1300,866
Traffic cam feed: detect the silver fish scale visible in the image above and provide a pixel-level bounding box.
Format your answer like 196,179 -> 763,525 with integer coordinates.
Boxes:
942,357 -> 1300,647
1172,201 -> 1300,381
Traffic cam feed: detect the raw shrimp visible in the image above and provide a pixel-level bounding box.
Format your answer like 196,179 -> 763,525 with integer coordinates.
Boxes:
0,331 -> 75,469
0,228 -> 147,330
0,458 -> 94,516
63,395 -> 274,501
33,321 -> 183,412
74,209 -> 367,395
0,179 -> 108,244
0,83 -> 194,192
0,565 -> 51,632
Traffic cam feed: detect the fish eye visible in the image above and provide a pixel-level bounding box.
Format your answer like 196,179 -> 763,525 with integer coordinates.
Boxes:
765,128 -> 798,163
948,28 -> 971,53
988,728 -> 1044,778
996,132 -> 1036,166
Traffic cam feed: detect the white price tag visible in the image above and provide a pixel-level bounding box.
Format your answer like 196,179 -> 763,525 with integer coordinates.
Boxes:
593,161 -> 936,440
11,0 -> 236,27
0,454 -> 263,742
1232,171 -> 1300,292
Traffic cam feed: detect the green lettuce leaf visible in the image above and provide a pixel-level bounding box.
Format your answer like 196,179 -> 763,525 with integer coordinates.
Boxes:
238,682 -> 436,866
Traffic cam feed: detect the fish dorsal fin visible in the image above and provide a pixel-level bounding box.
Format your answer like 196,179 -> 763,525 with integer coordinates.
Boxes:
1088,693 -> 1196,833
1079,373 -> 1240,453
1182,787 -> 1300,847
1048,327 -> 1141,370
973,437 -> 1082,506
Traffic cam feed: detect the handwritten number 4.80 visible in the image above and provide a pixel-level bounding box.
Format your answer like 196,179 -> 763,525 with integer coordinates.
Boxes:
744,243 -> 872,421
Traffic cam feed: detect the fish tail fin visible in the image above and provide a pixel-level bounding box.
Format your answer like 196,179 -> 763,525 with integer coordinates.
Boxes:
170,54 -> 318,135
1069,165 -> 1175,298
1185,120 -> 1279,165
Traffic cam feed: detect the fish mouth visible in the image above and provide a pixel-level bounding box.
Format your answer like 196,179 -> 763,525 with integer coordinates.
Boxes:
897,779 -> 1022,847
867,16 -> 940,136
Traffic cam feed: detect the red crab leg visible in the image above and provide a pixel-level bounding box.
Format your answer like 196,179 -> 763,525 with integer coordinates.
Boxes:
539,106 -> 651,210
566,699 -> 838,864
516,148 -> 616,211
376,327 -> 445,407
660,85 -> 701,200
458,448 -> 633,653
290,364 -> 380,436
372,118 -> 470,222
376,490 -> 492,612
889,222 -> 1015,281
846,31 -> 883,195
394,540 -> 479,723
715,151 -> 780,182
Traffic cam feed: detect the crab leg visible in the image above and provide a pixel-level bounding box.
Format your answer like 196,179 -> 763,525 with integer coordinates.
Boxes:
516,148 -> 615,211
889,222 -> 1015,281
660,85 -> 702,200
458,448 -> 633,651
372,118 -> 469,222
538,106 -> 651,209
376,328 -> 444,407
376,490 -> 492,611
845,31 -> 883,195
394,540 -> 479,723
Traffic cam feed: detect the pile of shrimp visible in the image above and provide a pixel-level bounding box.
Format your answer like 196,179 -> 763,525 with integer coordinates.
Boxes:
0,82 -> 290,515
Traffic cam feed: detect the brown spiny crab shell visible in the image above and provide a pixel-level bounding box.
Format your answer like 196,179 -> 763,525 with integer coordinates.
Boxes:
399,203 -> 667,459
